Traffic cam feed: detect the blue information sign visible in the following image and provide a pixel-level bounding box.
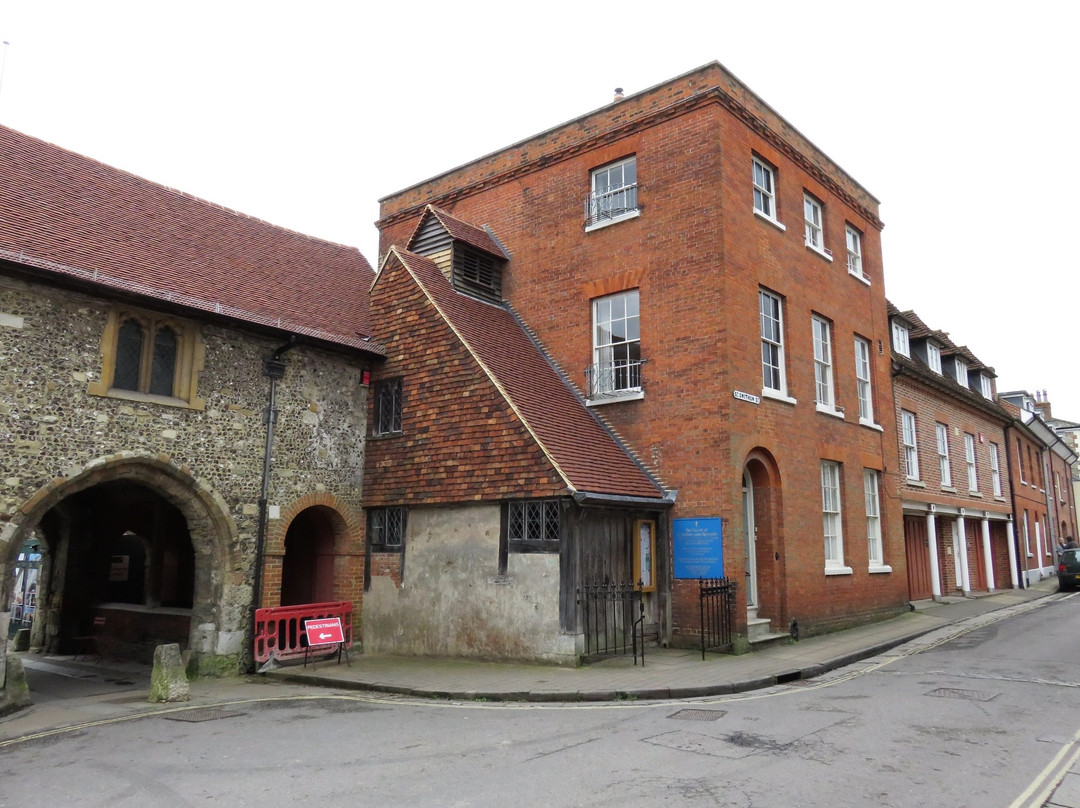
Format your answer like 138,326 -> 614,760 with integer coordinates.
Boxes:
673,517 -> 725,579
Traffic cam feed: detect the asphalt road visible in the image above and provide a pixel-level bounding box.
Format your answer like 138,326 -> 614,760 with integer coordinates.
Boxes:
2,595 -> 1078,807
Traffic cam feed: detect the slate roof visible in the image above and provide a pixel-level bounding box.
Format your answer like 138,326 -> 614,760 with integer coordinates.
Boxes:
0,125 -> 381,352
387,246 -> 667,501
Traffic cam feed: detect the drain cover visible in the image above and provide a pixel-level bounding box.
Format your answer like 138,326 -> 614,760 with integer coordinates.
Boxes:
163,707 -> 246,723
926,687 -> 999,702
668,708 -> 726,721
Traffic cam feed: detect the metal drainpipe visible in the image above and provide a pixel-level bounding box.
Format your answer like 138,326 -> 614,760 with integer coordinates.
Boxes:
250,336 -> 297,671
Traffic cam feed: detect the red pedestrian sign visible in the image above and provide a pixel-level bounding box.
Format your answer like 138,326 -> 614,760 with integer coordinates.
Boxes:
305,617 -> 345,646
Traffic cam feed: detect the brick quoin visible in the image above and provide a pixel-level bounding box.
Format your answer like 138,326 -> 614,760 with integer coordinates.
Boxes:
376,62 -> 908,641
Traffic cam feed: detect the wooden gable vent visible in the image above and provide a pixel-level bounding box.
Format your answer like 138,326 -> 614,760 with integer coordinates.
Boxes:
453,245 -> 502,303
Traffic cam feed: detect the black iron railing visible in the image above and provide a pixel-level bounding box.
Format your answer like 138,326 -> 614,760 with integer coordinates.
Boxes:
584,359 -> 645,399
579,580 -> 645,665
699,577 -> 737,659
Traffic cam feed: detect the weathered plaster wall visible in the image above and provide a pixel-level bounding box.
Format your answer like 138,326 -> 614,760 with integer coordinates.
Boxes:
0,274 -> 369,677
363,504 -> 574,664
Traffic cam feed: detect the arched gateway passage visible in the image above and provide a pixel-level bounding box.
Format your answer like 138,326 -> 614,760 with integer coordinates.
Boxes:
1,455 -> 240,672
742,449 -> 785,633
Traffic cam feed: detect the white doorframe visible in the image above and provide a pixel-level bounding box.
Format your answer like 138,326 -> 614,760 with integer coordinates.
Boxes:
743,470 -> 758,610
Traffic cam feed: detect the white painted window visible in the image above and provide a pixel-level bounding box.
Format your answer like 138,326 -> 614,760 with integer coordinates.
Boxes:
1017,438 -> 1027,485
753,157 -> 777,220
591,290 -> 641,397
846,224 -> 863,277
927,342 -> 942,374
937,423 -> 952,487
760,289 -> 786,394
812,315 -> 834,408
964,433 -> 978,491
588,156 -> 638,227
804,193 -> 825,252
902,410 -> 920,480
892,321 -> 910,358
990,442 -> 1002,496
1023,510 -> 1031,555
854,337 -> 873,422
980,373 -> 993,400
822,461 -> 845,568
955,358 -> 969,386
864,469 -> 883,567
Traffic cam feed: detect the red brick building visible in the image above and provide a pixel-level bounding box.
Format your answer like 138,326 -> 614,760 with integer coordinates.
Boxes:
373,62 -> 910,652
999,390 -> 1079,583
888,306 -> 1017,599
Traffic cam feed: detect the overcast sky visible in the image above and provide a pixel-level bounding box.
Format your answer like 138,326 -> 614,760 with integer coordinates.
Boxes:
3,1 -> 1078,417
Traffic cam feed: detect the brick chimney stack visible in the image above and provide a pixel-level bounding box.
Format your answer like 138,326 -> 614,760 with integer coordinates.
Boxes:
1035,389 -> 1052,420
614,87 -> 624,102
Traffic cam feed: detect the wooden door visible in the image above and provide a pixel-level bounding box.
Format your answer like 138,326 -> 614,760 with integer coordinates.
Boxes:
967,521 -> 987,591
905,516 -> 934,600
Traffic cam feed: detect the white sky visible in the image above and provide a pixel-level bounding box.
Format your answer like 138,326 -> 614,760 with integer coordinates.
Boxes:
3,1 -> 1078,417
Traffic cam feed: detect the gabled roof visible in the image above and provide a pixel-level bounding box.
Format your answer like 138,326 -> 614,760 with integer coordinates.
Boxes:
383,246 -> 666,502
407,205 -> 509,259
0,125 -> 382,353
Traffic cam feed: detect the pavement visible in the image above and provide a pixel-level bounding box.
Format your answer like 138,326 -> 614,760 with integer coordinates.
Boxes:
2,577 -> 1077,806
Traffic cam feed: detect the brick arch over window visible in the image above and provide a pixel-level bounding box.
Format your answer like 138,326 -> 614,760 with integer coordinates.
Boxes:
262,492 -> 364,609
0,452 -> 240,688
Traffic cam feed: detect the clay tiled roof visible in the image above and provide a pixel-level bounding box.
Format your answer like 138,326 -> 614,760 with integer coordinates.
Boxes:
391,247 -> 666,501
0,125 -> 381,352
416,205 -> 509,259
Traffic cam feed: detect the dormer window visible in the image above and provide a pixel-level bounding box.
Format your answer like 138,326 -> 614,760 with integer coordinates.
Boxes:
892,321 -> 910,358
586,156 -> 638,229
955,358 -> 969,386
926,342 -> 942,374
980,374 -> 993,400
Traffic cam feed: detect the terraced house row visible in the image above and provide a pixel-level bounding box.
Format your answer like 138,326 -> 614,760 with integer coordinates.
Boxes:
1,62 -> 1075,711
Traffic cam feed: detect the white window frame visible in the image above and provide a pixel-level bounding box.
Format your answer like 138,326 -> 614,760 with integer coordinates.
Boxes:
980,374 -> 993,399
752,157 -> 783,228
854,336 -> 874,424
1023,510 -> 1031,556
936,423 -> 952,487
990,442 -> 1003,496
902,410 -> 920,480
812,315 -> 835,411
590,290 -> 642,400
892,321 -> 910,358
804,193 -> 830,259
964,433 -> 978,492
759,289 -> 789,397
822,461 -> 849,573
1017,438 -> 1027,485
587,156 -> 639,230
955,358 -> 969,386
864,469 -> 887,570
845,224 -> 864,279
927,342 -> 942,374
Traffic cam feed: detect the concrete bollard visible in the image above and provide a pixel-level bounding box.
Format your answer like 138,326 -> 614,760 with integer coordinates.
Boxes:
148,643 -> 190,703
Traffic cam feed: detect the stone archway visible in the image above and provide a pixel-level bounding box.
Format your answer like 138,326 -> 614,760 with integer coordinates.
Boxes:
1,452 -> 241,688
742,448 -> 785,632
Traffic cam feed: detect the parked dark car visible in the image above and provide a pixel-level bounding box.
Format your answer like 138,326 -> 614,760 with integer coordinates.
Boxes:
1058,549 -> 1080,591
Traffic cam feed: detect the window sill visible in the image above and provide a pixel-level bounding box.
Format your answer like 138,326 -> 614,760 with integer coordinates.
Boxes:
806,243 -> 834,262
849,269 -> 872,286
586,390 -> 644,407
761,388 -> 797,406
585,209 -> 640,232
968,491 -> 983,498
868,565 -> 893,574
825,566 -> 854,576
941,486 -> 957,493
859,418 -> 883,432
816,403 -> 844,419
88,386 -> 205,411
994,496 -> 1007,502
754,209 -> 787,232
370,431 -> 405,439
906,479 -> 926,488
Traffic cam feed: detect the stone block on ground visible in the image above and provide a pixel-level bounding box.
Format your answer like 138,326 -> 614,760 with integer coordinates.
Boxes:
149,643 -> 190,703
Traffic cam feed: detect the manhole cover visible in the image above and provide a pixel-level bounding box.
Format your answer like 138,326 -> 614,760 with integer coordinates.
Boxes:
163,707 -> 246,723
668,708 -> 726,721
926,687 -> 998,702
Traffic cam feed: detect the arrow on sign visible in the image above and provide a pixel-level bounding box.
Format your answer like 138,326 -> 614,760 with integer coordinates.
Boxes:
319,633 -> 333,640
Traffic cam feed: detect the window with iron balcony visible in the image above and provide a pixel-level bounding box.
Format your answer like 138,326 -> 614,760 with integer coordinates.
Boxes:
585,156 -> 638,230
587,290 -> 643,404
